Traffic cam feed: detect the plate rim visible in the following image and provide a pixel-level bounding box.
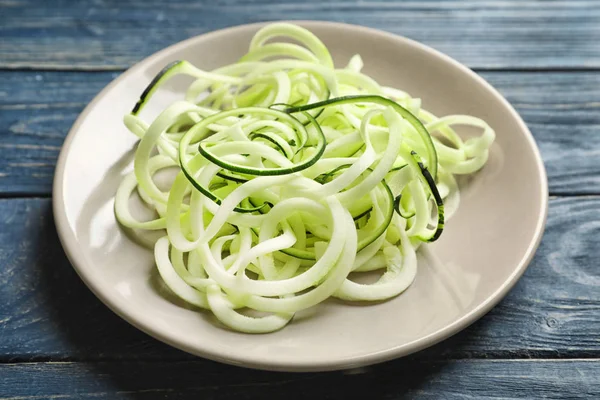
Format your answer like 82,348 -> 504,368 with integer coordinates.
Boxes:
52,20 -> 549,372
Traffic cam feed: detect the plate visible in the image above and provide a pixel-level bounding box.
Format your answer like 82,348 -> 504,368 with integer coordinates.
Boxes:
53,21 -> 548,372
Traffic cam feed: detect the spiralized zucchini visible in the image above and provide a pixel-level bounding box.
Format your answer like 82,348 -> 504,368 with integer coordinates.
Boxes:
115,23 -> 495,333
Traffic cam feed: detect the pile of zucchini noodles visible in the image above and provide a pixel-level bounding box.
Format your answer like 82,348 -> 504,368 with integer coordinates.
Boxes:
115,23 -> 495,333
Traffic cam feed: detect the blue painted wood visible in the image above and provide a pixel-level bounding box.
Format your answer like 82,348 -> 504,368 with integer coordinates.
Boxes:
0,360 -> 598,399
1,0 -> 599,69
0,71 -> 121,106
0,197 -> 598,360
1,71 -> 600,195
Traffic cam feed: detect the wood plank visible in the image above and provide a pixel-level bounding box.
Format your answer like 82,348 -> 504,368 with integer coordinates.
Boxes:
1,0 -> 599,69
0,360 -> 598,399
483,72 -> 600,195
1,71 -> 600,195
0,71 -> 120,106
0,197 -> 599,361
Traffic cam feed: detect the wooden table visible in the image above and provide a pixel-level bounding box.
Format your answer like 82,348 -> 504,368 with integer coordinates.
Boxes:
1,1 -> 599,398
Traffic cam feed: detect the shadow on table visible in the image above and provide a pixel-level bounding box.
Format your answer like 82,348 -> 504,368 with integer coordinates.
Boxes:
33,202 -> 492,398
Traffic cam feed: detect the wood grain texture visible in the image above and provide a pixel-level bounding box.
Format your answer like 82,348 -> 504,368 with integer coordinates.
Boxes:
0,197 -> 598,361
1,0 -> 600,70
1,71 -> 600,195
0,360 -> 598,399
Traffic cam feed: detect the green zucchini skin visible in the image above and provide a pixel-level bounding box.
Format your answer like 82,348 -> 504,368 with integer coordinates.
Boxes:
393,195 -> 416,219
197,112 -> 325,176
180,164 -> 268,214
284,94 -> 439,179
249,132 -> 292,159
410,150 -> 445,242
132,60 -> 185,115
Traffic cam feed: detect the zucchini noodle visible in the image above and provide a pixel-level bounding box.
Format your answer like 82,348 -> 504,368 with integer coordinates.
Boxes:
114,23 -> 495,333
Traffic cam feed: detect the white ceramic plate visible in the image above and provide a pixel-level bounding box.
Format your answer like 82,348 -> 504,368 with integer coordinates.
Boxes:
53,21 -> 548,372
